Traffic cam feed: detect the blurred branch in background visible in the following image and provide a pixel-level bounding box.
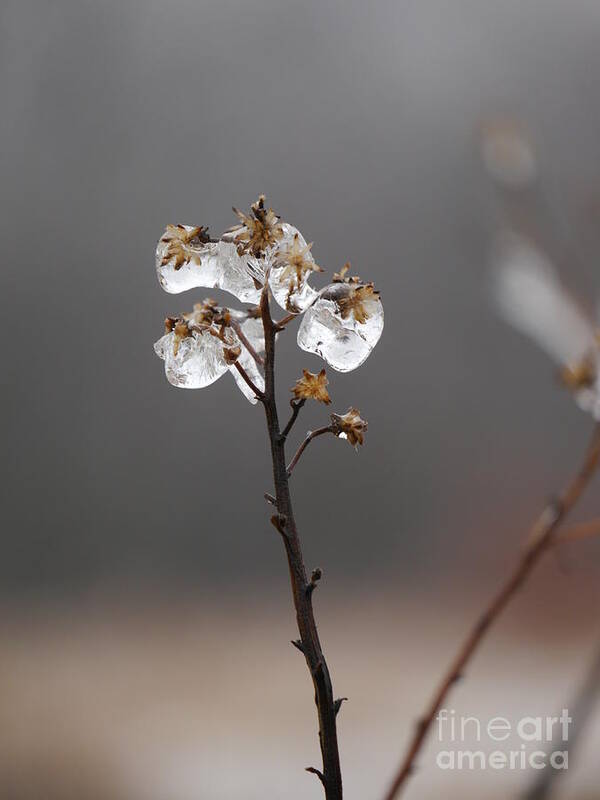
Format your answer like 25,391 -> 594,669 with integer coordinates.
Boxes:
522,643 -> 600,800
383,424 -> 600,799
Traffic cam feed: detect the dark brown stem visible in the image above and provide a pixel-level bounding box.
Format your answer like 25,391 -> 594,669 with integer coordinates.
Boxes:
230,319 -> 264,367
287,426 -> 334,477
260,288 -> 343,800
233,361 -> 264,401
383,423 -> 600,800
281,399 -> 306,441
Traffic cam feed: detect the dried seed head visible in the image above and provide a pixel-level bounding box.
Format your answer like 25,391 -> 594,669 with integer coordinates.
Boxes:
159,224 -> 210,269
223,345 -> 242,365
330,407 -> 368,447
274,233 -> 322,284
332,262 -> 361,284
172,321 -> 192,355
292,369 -> 331,405
336,284 -> 380,324
229,195 -> 284,256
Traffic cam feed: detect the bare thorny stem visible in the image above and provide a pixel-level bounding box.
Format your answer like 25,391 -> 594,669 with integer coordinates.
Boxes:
384,422 -> 600,800
258,287 -> 343,799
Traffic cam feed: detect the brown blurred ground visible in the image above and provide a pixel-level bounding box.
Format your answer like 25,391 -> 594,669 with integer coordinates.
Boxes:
1,565 -> 599,800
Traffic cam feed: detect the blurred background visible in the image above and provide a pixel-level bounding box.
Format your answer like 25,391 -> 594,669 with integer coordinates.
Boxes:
2,0 -> 600,797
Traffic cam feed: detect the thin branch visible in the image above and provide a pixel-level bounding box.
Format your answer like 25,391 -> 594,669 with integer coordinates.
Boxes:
281,398 -> 306,440
287,426 -> 334,477
273,311 -> 299,330
259,287 -> 343,800
383,423 -> 600,800
522,643 -> 600,800
557,517 -> 600,544
230,318 -> 264,367
233,361 -> 264,401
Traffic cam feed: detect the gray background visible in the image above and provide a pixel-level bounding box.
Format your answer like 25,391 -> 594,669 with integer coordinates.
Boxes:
3,3 -> 600,799
2,0 -> 599,595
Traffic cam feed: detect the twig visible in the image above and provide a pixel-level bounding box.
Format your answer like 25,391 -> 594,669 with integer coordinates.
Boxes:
274,311 -> 299,330
281,399 -> 306,441
383,423 -> 600,800
259,287 -> 343,800
230,318 -> 264,367
233,361 -> 264,401
557,517 -> 600,544
522,643 -> 600,800
287,426 -> 334,477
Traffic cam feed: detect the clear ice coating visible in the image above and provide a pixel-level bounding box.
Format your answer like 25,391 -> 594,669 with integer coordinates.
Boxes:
156,227 -> 262,304
297,283 -> 384,372
154,312 -> 266,404
228,314 -> 265,403
268,223 -> 320,313
154,329 -> 229,389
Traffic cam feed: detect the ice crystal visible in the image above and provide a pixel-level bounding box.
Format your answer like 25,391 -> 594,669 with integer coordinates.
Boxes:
156,226 -> 261,304
297,281 -> 384,372
269,224 -> 321,313
223,204 -> 320,312
154,303 -> 265,403
154,329 -> 229,390
493,234 -> 600,419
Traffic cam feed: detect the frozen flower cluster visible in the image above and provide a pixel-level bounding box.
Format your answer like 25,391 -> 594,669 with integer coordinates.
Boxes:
154,196 -> 384,401
493,233 -> 600,420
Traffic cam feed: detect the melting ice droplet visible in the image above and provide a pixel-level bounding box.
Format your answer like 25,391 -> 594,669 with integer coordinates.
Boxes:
297,282 -> 383,371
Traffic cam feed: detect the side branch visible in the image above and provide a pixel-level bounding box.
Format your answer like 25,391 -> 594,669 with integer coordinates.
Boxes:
287,426 -> 334,477
233,361 -> 264,401
231,318 -> 264,367
281,398 -> 306,441
383,423 -> 600,800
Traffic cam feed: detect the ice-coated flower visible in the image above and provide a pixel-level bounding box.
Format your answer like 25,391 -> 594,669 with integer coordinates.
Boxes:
269,229 -> 323,313
156,225 -> 262,304
159,224 -> 211,269
493,233 -> 600,419
154,299 -> 265,403
291,369 -> 331,405
330,408 -> 368,447
224,198 -> 321,313
297,265 -> 384,372
154,197 -> 384,392
226,194 -> 284,257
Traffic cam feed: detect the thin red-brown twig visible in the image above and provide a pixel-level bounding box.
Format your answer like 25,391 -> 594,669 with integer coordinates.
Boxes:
281,398 -> 306,440
557,517 -> 600,544
287,426 -> 333,477
273,311 -> 299,329
230,318 -> 264,367
259,288 -> 343,799
383,422 -> 600,800
522,642 -> 600,800
233,361 -> 264,401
